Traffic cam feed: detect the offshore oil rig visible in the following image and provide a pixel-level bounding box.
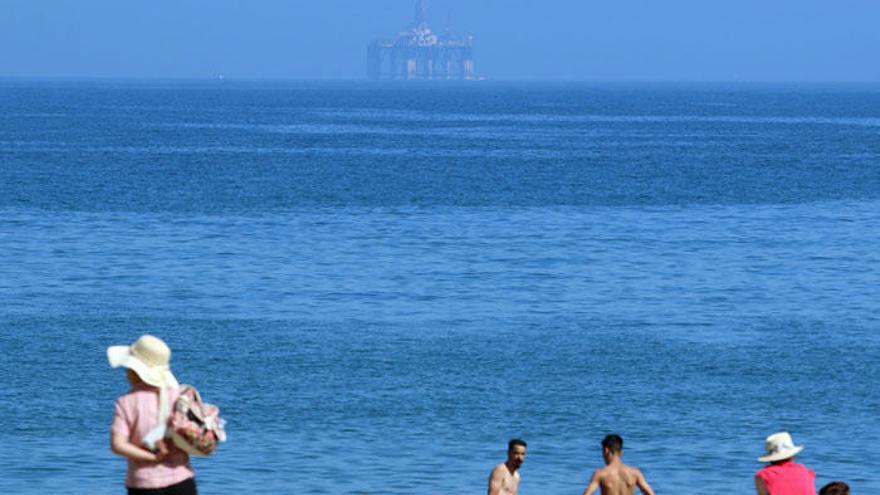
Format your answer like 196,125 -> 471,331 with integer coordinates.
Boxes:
367,0 -> 475,80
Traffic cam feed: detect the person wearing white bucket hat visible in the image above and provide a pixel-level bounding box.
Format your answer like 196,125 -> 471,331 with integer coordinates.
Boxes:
754,432 -> 816,495
109,335 -> 197,495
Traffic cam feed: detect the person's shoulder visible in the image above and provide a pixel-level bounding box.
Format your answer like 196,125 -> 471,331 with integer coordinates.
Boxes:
623,463 -> 645,477
491,463 -> 506,475
117,387 -> 152,399
113,389 -> 141,416
756,463 -> 773,473
115,388 -> 139,403
794,462 -> 816,477
590,466 -> 608,479
116,386 -> 161,405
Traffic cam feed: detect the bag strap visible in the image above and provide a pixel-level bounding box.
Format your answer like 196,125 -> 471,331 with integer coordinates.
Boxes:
184,385 -> 203,404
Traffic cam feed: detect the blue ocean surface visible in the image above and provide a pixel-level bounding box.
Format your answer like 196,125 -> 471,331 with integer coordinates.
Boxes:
0,80 -> 878,493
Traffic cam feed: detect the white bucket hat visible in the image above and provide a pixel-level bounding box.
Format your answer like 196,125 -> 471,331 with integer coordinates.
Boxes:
758,432 -> 804,462
107,334 -> 179,389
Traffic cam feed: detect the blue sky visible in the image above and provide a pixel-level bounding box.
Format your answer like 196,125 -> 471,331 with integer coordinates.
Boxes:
2,0 -> 879,82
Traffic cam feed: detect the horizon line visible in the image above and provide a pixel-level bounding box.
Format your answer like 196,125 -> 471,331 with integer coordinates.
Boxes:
2,75 -> 880,87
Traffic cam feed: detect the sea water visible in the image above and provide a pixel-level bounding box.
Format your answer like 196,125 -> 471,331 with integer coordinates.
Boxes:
0,80 -> 878,493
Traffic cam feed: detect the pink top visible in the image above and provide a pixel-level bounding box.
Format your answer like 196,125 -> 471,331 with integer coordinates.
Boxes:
756,460 -> 816,495
112,384 -> 195,489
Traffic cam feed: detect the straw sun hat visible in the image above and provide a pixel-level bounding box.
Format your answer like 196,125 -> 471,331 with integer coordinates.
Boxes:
758,432 -> 804,463
107,334 -> 179,389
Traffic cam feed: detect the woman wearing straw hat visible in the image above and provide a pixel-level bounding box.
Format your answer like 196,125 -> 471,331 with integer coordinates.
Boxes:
754,432 -> 816,495
108,335 -> 197,495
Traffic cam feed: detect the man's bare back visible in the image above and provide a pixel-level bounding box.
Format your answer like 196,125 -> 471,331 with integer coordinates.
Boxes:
583,460 -> 655,495
583,435 -> 655,495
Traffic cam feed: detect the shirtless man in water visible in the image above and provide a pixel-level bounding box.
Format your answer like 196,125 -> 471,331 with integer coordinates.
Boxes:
488,438 -> 527,495
583,435 -> 655,495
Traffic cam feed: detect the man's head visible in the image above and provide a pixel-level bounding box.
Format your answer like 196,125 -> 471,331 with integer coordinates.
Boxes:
506,438 -> 527,470
819,481 -> 850,495
601,434 -> 623,461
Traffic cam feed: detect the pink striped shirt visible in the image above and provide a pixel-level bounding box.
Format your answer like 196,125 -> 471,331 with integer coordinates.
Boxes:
756,460 -> 816,495
112,384 -> 195,489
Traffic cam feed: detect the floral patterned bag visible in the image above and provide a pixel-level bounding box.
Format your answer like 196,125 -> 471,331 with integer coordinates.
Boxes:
168,385 -> 227,456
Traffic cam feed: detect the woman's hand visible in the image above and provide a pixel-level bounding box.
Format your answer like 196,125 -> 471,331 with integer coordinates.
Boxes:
111,432 -> 170,463
153,439 -> 170,461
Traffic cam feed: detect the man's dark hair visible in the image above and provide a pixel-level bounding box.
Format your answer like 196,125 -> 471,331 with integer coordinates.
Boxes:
508,438 -> 527,451
601,434 -> 624,453
819,481 -> 850,495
